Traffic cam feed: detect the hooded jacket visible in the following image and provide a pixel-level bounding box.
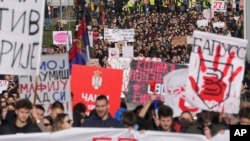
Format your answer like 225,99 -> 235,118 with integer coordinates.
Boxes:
0,114 -> 41,135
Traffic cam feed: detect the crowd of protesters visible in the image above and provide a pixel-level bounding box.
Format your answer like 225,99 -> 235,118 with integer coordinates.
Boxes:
0,0 -> 249,139
0,83 -> 250,139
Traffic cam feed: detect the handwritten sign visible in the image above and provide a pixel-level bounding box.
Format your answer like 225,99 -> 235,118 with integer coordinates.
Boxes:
0,0 -> 44,75
186,31 -> 248,113
19,54 -> 72,118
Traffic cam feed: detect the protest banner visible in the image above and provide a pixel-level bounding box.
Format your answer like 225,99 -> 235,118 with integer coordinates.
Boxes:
53,31 -> 72,45
71,65 -> 123,116
186,31 -> 248,113
47,0 -> 74,6
0,80 -> 9,94
164,68 -> 200,117
19,54 -> 72,118
104,29 -> 135,42
0,128 -> 213,141
127,60 -> 185,105
0,0 -> 45,75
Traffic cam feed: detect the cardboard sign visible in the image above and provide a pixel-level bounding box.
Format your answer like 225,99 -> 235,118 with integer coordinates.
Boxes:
0,0 -> 45,75
186,31 -> 248,113
172,36 -> 187,46
71,65 -> 123,116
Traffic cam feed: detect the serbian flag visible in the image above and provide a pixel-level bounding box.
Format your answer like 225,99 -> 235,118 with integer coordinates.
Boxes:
68,18 -> 89,72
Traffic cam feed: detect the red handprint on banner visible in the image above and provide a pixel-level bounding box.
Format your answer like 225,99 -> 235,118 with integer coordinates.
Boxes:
189,46 -> 243,109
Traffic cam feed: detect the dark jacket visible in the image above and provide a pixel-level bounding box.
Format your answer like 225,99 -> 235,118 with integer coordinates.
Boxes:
0,114 -> 41,135
81,112 -> 124,128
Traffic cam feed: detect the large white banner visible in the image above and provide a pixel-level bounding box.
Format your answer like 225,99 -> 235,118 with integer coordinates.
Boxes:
104,29 -> 135,42
164,68 -> 201,117
47,0 -> 74,6
186,31 -> 248,113
0,128 -> 219,141
19,54 -> 72,118
0,0 -> 45,75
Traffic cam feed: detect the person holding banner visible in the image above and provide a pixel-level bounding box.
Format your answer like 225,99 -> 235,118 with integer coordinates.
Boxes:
81,95 -> 124,128
0,99 -> 41,135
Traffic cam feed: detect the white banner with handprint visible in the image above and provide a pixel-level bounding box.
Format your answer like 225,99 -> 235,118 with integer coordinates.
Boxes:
164,68 -> 201,117
186,31 -> 248,113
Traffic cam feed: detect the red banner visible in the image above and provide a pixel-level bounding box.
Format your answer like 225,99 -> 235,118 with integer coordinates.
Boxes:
71,65 -> 123,117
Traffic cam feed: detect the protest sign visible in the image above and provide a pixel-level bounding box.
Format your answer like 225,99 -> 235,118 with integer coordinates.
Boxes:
172,36 -> 187,46
122,46 -> 134,58
213,22 -> 225,28
164,68 -> 200,117
53,31 -> 72,45
19,54 -> 72,118
104,29 -> 135,42
108,48 -> 120,59
127,60 -> 185,105
197,20 -> 209,27
212,0 -> 226,12
0,80 -> 9,93
0,0 -> 45,75
186,31 -> 248,113
71,65 -> 123,116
